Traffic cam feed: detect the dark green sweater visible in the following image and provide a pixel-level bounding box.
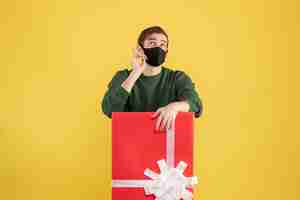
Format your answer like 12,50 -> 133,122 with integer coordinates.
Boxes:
101,66 -> 203,118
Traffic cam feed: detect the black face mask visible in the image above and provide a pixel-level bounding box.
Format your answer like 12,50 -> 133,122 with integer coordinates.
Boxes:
141,46 -> 167,67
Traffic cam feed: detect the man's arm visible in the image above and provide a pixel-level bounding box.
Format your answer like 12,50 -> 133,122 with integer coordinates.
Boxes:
174,71 -> 203,118
101,70 -> 131,118
101,46 -> 146,118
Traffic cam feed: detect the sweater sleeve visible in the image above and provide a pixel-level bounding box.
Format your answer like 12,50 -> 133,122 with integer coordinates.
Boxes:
175,71 -> 203,118
101,70 -> 130,118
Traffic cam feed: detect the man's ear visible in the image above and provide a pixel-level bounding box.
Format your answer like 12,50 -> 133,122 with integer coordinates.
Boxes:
137,44 -> 144,54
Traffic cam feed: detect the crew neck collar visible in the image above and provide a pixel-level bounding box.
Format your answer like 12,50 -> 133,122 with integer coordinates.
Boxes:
140,66 -> 164,79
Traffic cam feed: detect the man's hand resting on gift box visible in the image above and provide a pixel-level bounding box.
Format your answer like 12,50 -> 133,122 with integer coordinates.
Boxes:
151,101 -> 190,131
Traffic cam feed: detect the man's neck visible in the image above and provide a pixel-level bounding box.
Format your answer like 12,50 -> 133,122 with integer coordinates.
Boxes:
142,64 -> 162,76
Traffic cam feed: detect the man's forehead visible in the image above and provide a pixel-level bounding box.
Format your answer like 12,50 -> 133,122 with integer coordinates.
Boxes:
145,33 -> 168,43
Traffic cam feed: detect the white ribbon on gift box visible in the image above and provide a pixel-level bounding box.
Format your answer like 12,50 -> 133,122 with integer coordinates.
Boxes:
112,119 -> 198,200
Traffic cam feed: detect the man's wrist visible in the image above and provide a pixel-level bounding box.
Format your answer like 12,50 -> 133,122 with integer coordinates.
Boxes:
131,68 -> 143,77
121,70 -> 141,93
170,101 -> 190,112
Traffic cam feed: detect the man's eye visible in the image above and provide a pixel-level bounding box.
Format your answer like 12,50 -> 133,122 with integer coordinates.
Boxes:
150,42 -> 156,45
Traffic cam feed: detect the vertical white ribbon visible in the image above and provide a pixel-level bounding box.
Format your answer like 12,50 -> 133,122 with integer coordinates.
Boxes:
166,118 -> 175,168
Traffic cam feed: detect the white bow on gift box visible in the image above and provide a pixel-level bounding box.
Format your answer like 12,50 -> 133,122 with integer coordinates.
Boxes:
112,122 -> 199,200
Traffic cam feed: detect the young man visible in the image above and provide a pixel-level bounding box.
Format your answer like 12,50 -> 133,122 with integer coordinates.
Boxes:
101,26 -> 203,131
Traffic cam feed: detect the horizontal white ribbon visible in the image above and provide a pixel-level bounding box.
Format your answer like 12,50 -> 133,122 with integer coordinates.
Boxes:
112,180 -> 152,188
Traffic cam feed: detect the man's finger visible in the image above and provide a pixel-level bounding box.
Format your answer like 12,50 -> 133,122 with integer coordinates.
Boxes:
160,113 -> 169,131
152,108 -> 162,119
166,116 -> 172,131
155,114 -> 163,131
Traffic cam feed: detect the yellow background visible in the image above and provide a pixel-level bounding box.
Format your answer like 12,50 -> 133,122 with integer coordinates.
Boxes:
1,0 -> 299,199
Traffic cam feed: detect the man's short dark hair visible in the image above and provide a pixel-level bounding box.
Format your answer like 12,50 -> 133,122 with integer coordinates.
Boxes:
137,26 -> 169,47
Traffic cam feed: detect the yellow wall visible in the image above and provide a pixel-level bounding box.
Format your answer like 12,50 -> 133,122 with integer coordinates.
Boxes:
1,0 -> 299,199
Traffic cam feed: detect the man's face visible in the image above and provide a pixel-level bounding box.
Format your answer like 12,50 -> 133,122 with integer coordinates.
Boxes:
142,33 -> 168,52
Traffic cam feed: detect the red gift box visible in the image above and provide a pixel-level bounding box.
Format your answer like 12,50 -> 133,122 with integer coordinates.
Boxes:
112,112 -> 196,200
